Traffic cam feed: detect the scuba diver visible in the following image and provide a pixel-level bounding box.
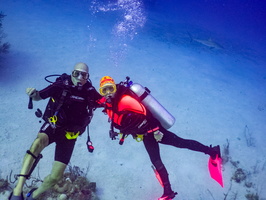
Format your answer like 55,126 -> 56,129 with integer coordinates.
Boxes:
98,76 -> 221,200
9,63 -> 102,200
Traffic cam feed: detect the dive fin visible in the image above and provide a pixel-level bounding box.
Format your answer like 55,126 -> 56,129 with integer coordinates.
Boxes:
208,155 -> 224,187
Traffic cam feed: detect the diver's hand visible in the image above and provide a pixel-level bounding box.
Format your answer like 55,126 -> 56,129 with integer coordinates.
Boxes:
26,88 -> 42,101
109,130 -> 118,140
26,88 -> 37,97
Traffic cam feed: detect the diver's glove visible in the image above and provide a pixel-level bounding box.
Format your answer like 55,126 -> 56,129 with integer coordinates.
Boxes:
26,88 -> 42,101
109,130 -> 118,140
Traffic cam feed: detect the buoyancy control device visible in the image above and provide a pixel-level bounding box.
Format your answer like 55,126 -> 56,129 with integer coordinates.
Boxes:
123,77 -> 175,129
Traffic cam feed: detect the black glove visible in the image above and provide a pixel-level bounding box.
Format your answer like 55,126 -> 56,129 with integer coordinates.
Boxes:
109,130 -> 118,140
87,141 -> 94,153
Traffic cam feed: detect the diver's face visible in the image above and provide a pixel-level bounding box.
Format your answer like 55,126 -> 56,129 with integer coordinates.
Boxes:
71,62 -> 89,86
71,70 -> 89,86
99,84 -> 117,100
105,92 -> 115,101
105,93 -> 115,103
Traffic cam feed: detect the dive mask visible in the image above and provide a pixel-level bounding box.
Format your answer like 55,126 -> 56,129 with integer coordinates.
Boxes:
99,84 -> 117,96
72,70 -> 89,80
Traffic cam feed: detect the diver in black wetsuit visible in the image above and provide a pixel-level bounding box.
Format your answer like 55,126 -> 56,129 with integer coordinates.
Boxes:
9,63 -> 102,200
98,76 -> 221,200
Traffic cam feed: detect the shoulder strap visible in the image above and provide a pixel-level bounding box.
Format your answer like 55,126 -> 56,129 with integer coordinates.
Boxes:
54,89 -> 68,114
52,74 -> 71,116
108,83 -> 131,144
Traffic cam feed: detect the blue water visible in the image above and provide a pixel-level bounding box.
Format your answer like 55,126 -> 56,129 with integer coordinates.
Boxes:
1,0 -> 266,199
1,0 -> 266,61
146,0 -> 266,48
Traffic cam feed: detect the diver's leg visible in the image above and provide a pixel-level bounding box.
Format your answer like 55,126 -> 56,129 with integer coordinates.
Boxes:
31,161 -> 66,199
30,133 -> 76,199
143,134 -> 176,198
12,132 -> 49,196
159,128 -> 220,158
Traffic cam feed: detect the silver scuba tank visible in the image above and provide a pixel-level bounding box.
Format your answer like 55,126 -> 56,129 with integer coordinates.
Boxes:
129,83 -> 175,129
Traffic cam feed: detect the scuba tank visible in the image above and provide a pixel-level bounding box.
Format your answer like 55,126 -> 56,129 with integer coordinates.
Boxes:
129,82 -> 175,129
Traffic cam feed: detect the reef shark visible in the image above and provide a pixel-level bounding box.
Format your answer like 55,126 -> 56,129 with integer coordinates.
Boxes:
187,32 -> 224,50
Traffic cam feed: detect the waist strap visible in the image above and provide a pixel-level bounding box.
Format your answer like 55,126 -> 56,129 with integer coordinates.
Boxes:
147,126 -> 159,133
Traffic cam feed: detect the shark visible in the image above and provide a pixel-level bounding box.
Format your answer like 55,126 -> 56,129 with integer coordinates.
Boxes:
187,32 -> 224,50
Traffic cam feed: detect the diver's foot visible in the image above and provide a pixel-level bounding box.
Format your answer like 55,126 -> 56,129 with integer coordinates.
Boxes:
209,145 -> 221,159
158,191 -> 178,200
8,192 -> 24,200
25,188 -> 37,200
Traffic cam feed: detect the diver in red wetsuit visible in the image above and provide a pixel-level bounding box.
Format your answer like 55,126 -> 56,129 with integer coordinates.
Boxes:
98,76 -> 221,200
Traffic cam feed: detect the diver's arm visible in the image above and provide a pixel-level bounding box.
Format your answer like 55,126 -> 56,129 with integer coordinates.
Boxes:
26,77 -> 65,101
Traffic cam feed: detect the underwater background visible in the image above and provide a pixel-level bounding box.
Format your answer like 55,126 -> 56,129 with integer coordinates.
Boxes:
0,0 -> 266,199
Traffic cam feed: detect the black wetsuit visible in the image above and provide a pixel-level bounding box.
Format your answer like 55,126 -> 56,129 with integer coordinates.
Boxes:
38,75 -> 102,164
